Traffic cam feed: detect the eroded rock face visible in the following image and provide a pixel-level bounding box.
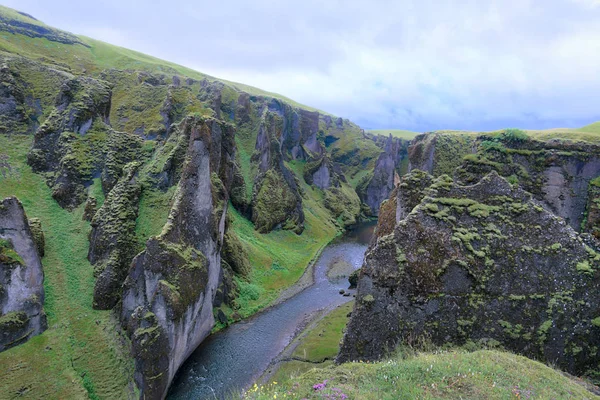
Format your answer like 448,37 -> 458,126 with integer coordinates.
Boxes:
27,74 -> 143,209
88,163 -> 141,310
339,172 -> 600,380
357,135 -> 408,215
408,132 -> 600,234
408,132 -> 476,177
0,197 -> 46,352
251,111 -> 304,234
120,116 -> 236,399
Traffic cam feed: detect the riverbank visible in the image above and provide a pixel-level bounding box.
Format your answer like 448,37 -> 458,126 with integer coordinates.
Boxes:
259,301 -> 354,386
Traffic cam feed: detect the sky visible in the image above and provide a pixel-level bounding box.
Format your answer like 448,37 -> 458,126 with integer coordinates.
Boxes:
4,0 -> 600,132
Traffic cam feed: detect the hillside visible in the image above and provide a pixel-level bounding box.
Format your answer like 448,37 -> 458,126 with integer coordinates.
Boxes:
248,349 -> 599,399
0,5 -> 411,398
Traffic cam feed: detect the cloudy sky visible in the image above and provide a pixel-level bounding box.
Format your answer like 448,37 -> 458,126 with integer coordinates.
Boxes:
5,0 -> 600,131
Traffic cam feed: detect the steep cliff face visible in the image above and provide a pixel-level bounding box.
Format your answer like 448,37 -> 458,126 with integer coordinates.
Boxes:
408,132 -> 477,177
339,171 -> 600,380
455,136 -> 600,232
357,135 -> 409,215
251,110 -> 305,233
0,62 -> 37,135
408,132 -> 600,233
120,116 -> 235,399
0,197 -> 46,352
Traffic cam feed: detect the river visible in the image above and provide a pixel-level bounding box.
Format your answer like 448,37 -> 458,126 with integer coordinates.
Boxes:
167,222 -> 374,399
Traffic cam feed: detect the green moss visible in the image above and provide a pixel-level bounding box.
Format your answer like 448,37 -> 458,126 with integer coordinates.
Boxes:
0,238 -> 24,264
253,169 -> 301,233
0,311 -> 27,326
538,320 -> 553,343
592,317 -> 600,327
432,134 -> 476,176
362,294 -> 375,304
424,203 -> 439,213
576,260 -> 594,275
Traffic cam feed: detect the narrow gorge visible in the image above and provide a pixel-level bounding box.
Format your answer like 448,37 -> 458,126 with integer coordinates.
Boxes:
0,5 -> 599,400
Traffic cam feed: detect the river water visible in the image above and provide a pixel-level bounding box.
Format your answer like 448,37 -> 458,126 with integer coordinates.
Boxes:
167,222 -> 374,399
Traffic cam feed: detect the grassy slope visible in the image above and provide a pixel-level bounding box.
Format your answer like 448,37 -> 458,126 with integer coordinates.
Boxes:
0,5 -> 320,113
428,127 -> 600,145
368,129 -> 421,141
369,124 -> 600,145
0,135 -> 134,399
249,349 -> 598,399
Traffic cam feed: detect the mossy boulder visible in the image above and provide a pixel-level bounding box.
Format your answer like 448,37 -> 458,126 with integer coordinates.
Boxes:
339,172 -> 600,382
222,229 -> 251,279
324,182 -> 362,228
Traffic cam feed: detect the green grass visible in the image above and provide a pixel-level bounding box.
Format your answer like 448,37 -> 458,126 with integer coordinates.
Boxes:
135,186 -> 177,246
292,301 -> 353,362
229,197 -> 338,317
247,349 -> 599,399
368,129 -> 421,141
0,135 -> 134,399
428,126 -> 600,145
268,302 -> 354,386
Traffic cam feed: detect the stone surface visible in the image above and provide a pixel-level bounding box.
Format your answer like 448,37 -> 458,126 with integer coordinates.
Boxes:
120,116 -> 236,399
357,135 -> 409,215
339,172 -> 600,381
88,163 -> 141,310
0,197 -> 47,352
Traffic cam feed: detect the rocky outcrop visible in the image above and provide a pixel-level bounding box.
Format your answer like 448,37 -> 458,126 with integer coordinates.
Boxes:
0,197 -> 46,352
0,62 -> 35,135
408,132 -> 477,177
251,111 -> 304,234
455,135 -> 600,232
27,76 -> 109,207
88,163 -> 141,310
120,116 -> 236,399
339,172 -> 600,381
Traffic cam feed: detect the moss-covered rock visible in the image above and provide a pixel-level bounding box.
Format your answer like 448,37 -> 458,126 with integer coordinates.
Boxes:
339,172 -> 600,383
324,182 -> 362,228
0,197 -> 47,352
27,217 -> 44,257
251,111 -> 304,233
88,163 -> 141,310
222,229 -> 251,279
357,135 -> 408,215
120,116 -> 238,399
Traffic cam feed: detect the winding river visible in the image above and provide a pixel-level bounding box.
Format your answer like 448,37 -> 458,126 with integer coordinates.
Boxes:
167,222 -> 374,399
